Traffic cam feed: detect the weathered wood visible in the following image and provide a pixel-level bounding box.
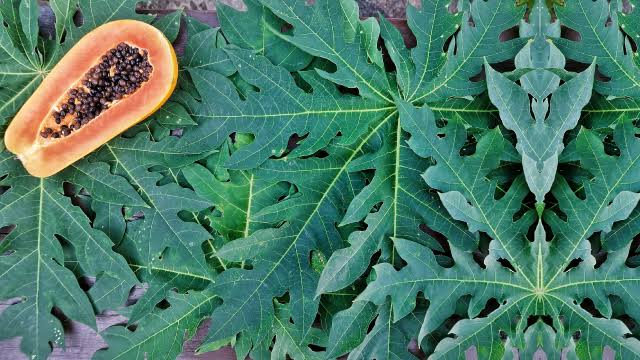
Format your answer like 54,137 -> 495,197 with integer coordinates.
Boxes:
0,302 -> 234,360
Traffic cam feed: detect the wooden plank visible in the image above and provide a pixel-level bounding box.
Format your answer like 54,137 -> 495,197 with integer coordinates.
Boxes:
0,302 -> 235,360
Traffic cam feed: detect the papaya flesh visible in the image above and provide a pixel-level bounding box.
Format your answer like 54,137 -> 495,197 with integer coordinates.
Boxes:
4,20 -> 178,178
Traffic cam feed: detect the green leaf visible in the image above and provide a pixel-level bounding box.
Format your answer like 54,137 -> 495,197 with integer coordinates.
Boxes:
183,151 -> 255,241
94,289 -> 218,360
56,159 -> 146,206
95,140 -> 213,280
348,302 -> 422,360
400,102 -> 533,269
217,0 -> 312,71
185,52 -> 393,169
49,0 -> 76,42
180,28 -> 234,74
256,0 -> 393,102
325,301 -> 377,358
151,101 -> 197,127
407,0 -> 526,103
152,10 -> 183,43
0,166 -> 138,358
486,3 -> 595,201
555,0 -> 640,96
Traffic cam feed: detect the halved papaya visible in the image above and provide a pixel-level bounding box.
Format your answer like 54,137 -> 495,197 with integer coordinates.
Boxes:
4,20 -> 178,178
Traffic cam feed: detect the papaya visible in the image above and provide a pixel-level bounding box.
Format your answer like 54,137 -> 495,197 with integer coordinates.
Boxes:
4,20 -> 178,178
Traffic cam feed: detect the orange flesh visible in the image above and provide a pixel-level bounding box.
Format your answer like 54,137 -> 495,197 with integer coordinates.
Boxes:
4,20 -> 178,178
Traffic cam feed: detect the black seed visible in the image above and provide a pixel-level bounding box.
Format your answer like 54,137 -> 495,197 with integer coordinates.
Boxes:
40,127 -> 53,138
52,132 -> 60,138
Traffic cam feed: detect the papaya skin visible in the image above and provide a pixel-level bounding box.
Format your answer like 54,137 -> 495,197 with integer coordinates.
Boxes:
4,20 -> 178,178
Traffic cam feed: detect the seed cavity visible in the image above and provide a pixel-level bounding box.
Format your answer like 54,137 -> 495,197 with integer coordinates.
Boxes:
40,42 -> 153,139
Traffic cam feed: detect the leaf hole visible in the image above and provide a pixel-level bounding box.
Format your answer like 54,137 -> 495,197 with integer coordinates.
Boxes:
155,298 -> 171,310
127,323 -> 138,332
498,26 -> 519,42
580,298 -> 604,318
594,251 -> 608,269
560,25 -> 581,42
442,30 -> 458,55
0,224 -> 16,244
467,15 -> 476,28
563,257 -> 583,272
468,67 -> 484,83
419,224 -> 453,265
73,9 -> 84,27
301,149 -> 330,159
605,15 -> 614,28
626,237 -> 640,267
127,210 -> 145,222
366,314 -> 378,333
459,133 -> 477,157
435,118 -> 448,128
573,330 -> 582,341
511,190 -> 535,221
336,85 -> 360,96
280,23 -> 294,34
496,258 -> 516,272
307,344 -> 326,352
621,28 -> 637,55
51,306 -> 71,331
595,65 -> 612,83
565,178 -> 587,201
77,276 -> 95,292
604,134 -> 620,156
471,232 -> 492,269
476,298 -> 500,318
